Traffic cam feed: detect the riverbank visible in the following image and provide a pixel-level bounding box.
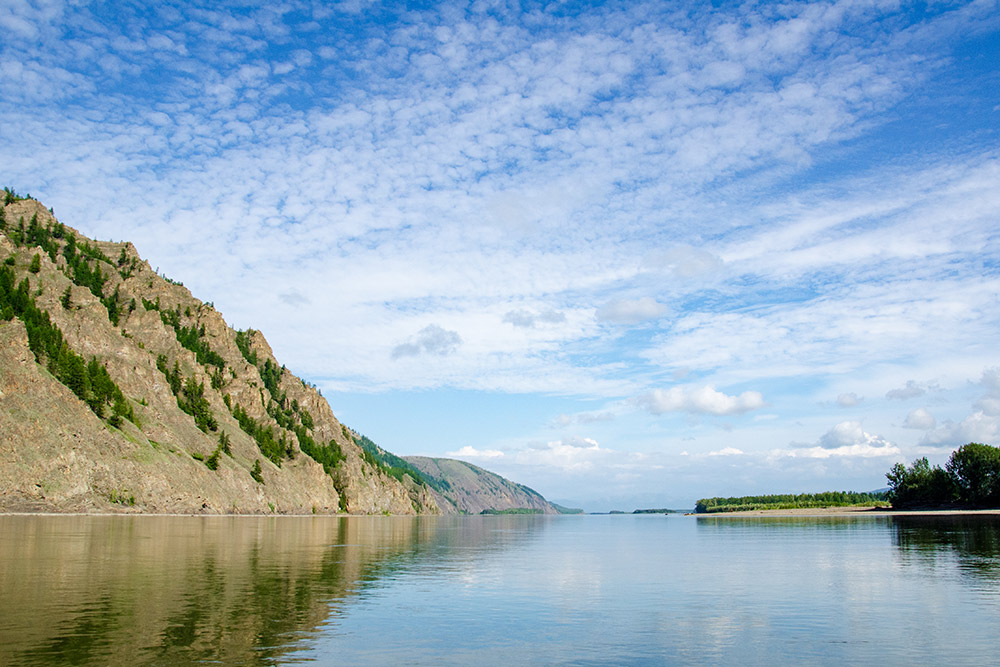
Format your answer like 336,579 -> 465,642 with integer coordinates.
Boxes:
692,506 -> 1000,517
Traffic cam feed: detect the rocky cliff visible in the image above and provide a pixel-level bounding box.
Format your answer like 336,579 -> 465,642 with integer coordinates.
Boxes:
404,456 -> 558,514
0,193 -> 440,514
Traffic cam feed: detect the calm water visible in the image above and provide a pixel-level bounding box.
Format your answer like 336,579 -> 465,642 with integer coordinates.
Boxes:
1,514 -> 999,665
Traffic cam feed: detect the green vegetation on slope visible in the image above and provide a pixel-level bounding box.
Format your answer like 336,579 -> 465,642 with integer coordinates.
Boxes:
4,205 -> 126,326
155,354 -> 218,433
355,434 -> 434,489
0,262 -> 135,427
0,189 -> 492,515
695,491 -> 889,514
551,503 -> 584,515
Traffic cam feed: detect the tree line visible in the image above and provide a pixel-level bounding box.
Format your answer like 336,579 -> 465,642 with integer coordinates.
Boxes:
886,443 -> 1000,508
695,491 -> 888,514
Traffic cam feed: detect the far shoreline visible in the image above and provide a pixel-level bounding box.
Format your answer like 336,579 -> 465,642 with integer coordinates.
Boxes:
690,506 -> 1000,517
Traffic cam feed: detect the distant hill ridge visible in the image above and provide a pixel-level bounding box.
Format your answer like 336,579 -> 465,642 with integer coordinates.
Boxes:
0,189 -> 553,515
403,456 -> 559,514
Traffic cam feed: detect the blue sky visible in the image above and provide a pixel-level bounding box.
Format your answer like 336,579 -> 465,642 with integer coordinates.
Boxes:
2,0 -> 999,510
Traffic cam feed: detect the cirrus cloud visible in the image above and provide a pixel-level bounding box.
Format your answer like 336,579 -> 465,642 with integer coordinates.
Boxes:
596,297 -> 668,325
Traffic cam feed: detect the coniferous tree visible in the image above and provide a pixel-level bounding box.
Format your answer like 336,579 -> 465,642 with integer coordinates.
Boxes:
205,448 -> 221,471
219,431 -> 232,456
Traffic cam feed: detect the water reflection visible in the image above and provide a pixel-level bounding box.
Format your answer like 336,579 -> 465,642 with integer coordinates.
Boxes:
695,514 -> 891,531
4,514 -> 999,665
0,515 -> 549,666
891,515 -> 1000,585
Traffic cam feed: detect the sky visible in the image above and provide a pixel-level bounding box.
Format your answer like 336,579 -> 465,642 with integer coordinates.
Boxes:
2,0 -> 999,511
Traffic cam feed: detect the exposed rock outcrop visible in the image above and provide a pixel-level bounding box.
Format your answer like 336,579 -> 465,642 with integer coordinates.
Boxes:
0,196 -> 437,514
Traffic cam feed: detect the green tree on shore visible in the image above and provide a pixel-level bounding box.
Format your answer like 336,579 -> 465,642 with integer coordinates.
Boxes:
886,443 -> 1000,509
946,443 -> 1000,507
886,458 -> 956,508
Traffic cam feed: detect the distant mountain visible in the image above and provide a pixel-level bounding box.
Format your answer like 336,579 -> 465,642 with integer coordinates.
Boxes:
0,190 -> 539,516
403,456 -> 559,515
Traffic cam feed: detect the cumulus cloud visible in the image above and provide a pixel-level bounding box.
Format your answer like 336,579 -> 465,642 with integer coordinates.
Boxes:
596,297 -> 667,324
886,380 -> 926,400
903,408 -> 936,430
974,397 -> 1000,417
819,421 -> 888,449
782,421 -> 900,459
975,367 -> 1000,416
447,445 -> 504,459
391,325 -> 462,359
920,412 -> 999,447
637,386 -> 765,416
836,393 -> 862,408
513,437 -> 609,471
981,367 -> 1000,392
707,447 -> 744,457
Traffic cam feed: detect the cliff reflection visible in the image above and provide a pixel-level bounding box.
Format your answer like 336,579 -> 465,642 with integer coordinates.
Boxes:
0,515 -> 546,665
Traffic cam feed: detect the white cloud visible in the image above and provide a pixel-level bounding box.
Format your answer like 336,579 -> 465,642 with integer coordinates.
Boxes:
886,380 -> 925,401
836,393 -> 862,408
707,447 -> 744,457
503,308 -> 566,328
780,443 -> 902,460
596,297 -> 668,325
448,446 -> 504,460
778,421 -> 900,459
921,412 -> 999,447
903,408 -> 936,430
391,324 -> 462,359
975,367 -> 1000,416
637,386 -> 765,416
644,246 -> 723,279
513,437 -> 609,472
974,397 -> 1000,417
818,421 -> 890,449
1,0 -> 998,504
554,410 -> 616,427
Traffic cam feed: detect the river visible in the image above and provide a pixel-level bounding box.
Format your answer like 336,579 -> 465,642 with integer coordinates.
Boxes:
1,513 -> 998,665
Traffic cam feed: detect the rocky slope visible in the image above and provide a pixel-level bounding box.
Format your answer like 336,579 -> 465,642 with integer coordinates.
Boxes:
0,192 -> 564,516
404,456 -> 558,514
0,193 -> 442,514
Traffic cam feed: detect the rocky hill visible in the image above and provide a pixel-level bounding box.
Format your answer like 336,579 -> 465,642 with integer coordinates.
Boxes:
404,456 -> 558,514
0,190 -> 549,515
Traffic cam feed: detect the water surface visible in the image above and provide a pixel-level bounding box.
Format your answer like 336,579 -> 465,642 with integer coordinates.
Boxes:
1,514 -> 998,665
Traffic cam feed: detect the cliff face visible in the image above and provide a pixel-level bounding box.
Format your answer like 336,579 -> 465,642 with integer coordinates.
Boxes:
0,195 -> 439,515
404,456 -> 558,515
